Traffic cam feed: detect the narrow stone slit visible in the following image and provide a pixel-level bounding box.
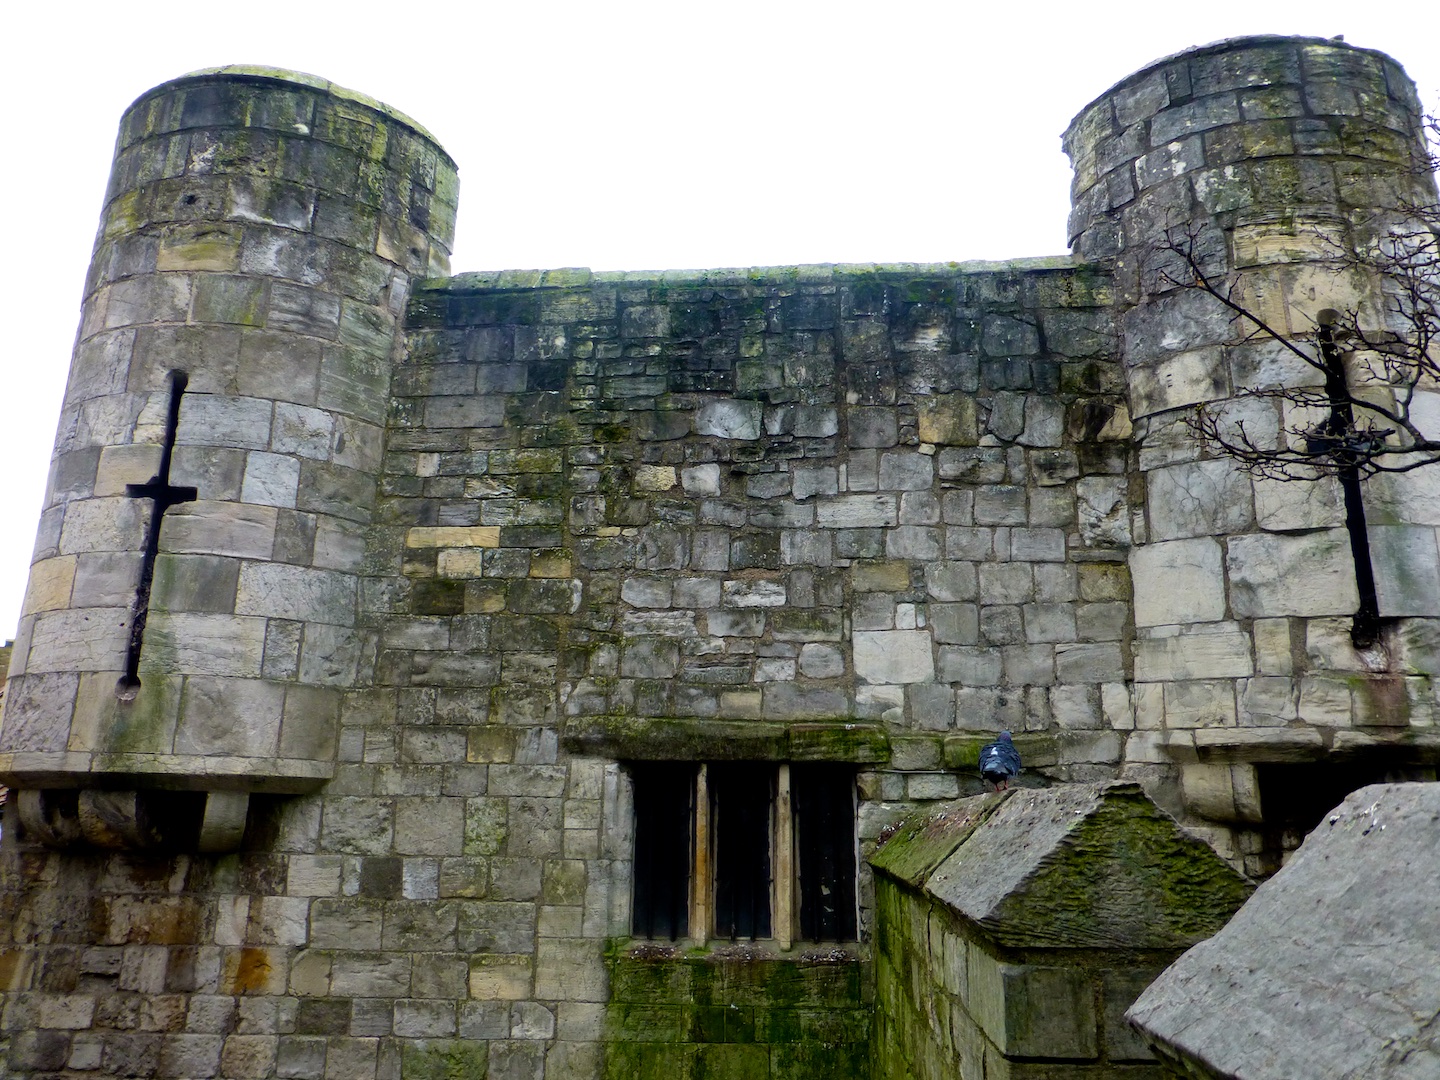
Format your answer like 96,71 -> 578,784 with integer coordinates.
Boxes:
119,370 -> 197,694
1315,319 -> 1382,648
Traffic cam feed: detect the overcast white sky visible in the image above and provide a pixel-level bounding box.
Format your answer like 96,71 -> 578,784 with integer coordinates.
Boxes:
1,1 -> 1437,635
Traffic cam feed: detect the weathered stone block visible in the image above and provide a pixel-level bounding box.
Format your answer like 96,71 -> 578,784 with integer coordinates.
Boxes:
1367,525 -> 1440,617
1226,530 -> 1358,617
175,676 -> 285,757
1146,458 -> 1254,540
694,401 -> 762,441
1134,630 -> 1252,682
1130,538 -> 1226,626
854,631 -> 934,684
161,502 -> 278,559
236,563 -> 357,625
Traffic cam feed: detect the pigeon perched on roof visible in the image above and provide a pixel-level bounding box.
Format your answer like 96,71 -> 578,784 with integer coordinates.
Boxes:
979,731 -> 1021,791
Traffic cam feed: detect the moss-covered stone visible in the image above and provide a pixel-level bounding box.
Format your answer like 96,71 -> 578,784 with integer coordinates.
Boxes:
562,717 -> 888,764
400,1040 -> 488,1080
605,949 -> 871,1080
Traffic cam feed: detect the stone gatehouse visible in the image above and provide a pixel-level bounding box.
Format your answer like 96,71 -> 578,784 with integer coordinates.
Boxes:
0,34 -> 1436,1080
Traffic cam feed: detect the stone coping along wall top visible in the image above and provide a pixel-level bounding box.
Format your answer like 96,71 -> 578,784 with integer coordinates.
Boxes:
133,64 -> 454,161
1128,782 -> 1440,1079
871,781 -> 1253,951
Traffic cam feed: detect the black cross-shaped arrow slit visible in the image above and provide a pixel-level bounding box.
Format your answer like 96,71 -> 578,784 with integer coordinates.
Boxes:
119,370 -> 198,692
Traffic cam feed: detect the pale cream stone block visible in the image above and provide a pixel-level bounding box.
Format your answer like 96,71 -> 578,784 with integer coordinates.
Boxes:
632,465 -> 677,492
57,498 -> 147,555
534,940 -> 605,1001
1128,346 -> 1228,418
67,671 -> 116,752
1163,680 -> 1238,728
25,608 -> 129,673
1133,682 -> 1166,729
1238,677 -> 1299,726
1233,763 -> 1262,822
156,223 -> 242,272
437,549 -> 485,578
1368,525 -> 1440,617
142,613 -> 267,678
1131,538 -> 1226,627
175,676 -> 285,757
160,502 -> 278,560
718,690 -> 763,719
1102,683 -> 1135,729
1299,675 -> 1355,727
22,557 -> 76,615
1181,763 -> 1265,824
1135,631 -> 1253,682
215,896 -> 250,947
1305,617 -> 1370,672
854,631 -> 934,684
469,956 -> 533,999
36,994 -> 95,1029
1147,458 -> 1253,541
1231,220 -> 1344,268
406,526 -> 501,549
1363,462 -> 1440,526
1123,729 -> 1169,763
1253,618 -> 1294,675
93,444 -> 164,497
1253,474 -> 1344,531
1227,531 -> 1358,618
248,895 -> 309,946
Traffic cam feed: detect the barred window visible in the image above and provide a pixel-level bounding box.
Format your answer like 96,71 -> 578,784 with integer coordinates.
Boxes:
629,762 -> 858,946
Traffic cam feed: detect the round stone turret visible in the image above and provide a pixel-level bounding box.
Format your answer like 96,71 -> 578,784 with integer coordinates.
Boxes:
1064,37 -> 1440,850
1064,35 -> 1431,267
0,69 -> 457,847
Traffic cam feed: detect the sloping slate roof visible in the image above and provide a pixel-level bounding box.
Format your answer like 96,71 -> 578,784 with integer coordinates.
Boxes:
872,781 -> 1251,950
1128,782 -> 1440,1080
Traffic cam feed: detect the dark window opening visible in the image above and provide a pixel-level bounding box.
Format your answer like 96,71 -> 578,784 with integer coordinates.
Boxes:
1254,760 -> 1437,874
630,763 -> 695,941
710,764 -> 773,941
629,762 -> 860,944
793,764 -> 858,942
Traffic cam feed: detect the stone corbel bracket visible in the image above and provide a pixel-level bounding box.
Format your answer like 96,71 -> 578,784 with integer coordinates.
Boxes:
14,787 -> 249,852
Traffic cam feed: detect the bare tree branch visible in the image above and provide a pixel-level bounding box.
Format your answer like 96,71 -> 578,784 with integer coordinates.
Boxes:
1156,137 -> 1440,481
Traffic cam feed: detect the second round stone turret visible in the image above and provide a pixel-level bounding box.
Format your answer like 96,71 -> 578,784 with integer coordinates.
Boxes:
0,68 -> 458,821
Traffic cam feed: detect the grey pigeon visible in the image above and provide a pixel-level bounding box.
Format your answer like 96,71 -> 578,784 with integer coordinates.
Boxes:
979,731 -> 1021,790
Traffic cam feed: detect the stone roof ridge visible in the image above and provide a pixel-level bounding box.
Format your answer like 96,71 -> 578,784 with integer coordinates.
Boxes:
871,780 -> 1252,952
923,781 -> 1124,928
1128,781 -> 1440,1079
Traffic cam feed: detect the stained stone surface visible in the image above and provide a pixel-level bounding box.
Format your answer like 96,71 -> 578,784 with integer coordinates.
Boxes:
1128,783 -> 1440,1080
1,33 -> 1439,1080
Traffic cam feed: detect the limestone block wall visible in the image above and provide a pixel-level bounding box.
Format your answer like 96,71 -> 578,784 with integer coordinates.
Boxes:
0,34 -> 1438,1080
390,261 -> 1136,863
0,70 -> 457,812
1064,37 -> 1440,859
